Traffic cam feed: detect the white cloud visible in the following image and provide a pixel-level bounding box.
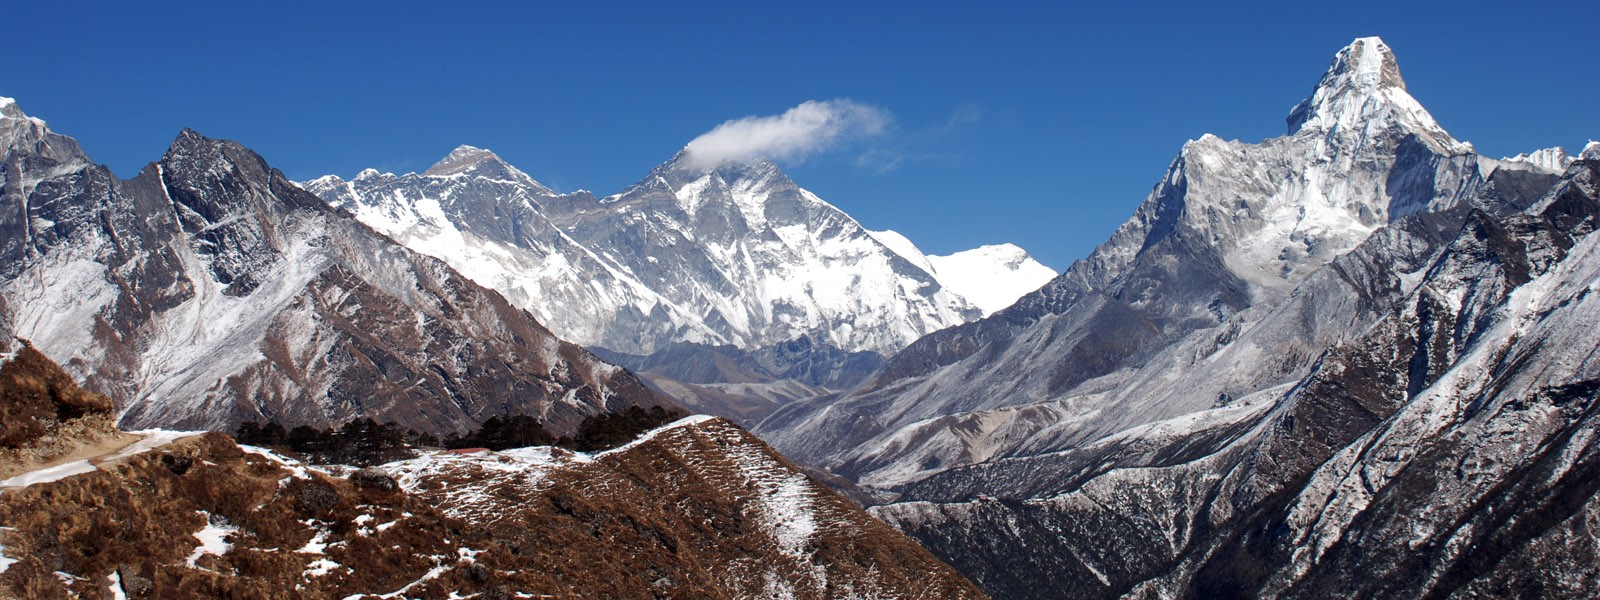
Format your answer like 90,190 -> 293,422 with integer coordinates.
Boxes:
682,100 -> 890,169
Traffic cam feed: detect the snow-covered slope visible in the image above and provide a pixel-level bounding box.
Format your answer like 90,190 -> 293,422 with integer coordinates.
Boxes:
757,36 -> 1502,488
308,145 -> 1053,363
927,244 -> 1057,315
868,230 -> 1057,316
877,156 -> 1600,599
0,103 -> 667,434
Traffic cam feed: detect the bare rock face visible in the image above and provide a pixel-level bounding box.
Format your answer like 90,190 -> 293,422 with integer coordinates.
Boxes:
0,419 -> 987,598
0,101 -> 669,435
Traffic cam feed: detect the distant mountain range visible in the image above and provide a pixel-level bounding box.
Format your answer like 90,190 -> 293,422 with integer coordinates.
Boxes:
306,149 -> 1053,362
303,139 -> 1053,422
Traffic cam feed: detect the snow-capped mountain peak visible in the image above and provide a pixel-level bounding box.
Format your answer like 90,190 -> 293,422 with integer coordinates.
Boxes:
424,144 -> 499,175
1502,146 -> 1575,173
420,144 -> 553,193
866,230 -> 1057,316
757,36 -> 1494,491
1286,36 -> 1467,155
0,96 -> 27,119
927,244 -> 1056,315
1581,140 -> 1600,161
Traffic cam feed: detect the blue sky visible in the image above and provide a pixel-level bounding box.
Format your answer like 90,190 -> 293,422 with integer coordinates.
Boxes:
4,1 -> 1596,269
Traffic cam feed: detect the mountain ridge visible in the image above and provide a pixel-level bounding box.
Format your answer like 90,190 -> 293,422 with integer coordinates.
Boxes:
754,35 -> 1554,490
0,100 -> 669,435
308,143 -> 1055,359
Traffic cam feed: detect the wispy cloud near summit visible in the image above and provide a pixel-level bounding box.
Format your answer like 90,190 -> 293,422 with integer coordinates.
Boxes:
682,100 -> 889,169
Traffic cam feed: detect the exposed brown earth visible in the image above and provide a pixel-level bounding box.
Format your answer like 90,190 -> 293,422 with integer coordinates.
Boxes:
0,346 -> 983,598
0,422 -> 985,599
0,342 -> 132,480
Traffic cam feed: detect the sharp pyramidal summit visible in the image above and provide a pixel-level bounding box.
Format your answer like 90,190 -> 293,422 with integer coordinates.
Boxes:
2,34 -> 1598,600
759,36 -> 1600,598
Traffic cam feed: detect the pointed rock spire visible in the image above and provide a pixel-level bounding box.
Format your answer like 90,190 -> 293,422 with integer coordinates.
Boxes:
1286,37 -> 1469,154
0,96 -> 91,176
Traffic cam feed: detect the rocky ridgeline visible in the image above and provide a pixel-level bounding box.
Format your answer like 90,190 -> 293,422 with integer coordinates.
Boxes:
0,101 -> 671,436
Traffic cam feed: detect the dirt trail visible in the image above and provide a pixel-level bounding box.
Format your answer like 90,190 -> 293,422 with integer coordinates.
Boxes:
0,432 -> 142,480
0,430 -> 205,488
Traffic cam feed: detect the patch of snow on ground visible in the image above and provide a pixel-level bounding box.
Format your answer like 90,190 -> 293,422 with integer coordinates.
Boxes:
107,570 -> 128,600
304,558 -> 340,578
0,460 -> 95,488
693,421 -> 827,589
368,558 -> 449,599
382,445 -> 570,522
185,511 -> 236,568
592,414 -> 718,458
0,527 -> 17,573
297,520 -> 332,554
115,429 -> 206,460
237,444 -> 320,482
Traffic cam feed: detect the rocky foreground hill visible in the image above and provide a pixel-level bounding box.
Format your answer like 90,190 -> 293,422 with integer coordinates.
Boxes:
0,345 -> 984,598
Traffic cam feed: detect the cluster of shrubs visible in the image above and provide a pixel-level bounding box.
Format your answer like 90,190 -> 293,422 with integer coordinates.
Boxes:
567,405 -> 683,452
235,405 -> 685,465
234,419 -> 422,466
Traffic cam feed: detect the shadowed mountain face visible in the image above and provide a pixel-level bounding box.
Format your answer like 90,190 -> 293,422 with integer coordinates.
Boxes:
0,103 -> 667,435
